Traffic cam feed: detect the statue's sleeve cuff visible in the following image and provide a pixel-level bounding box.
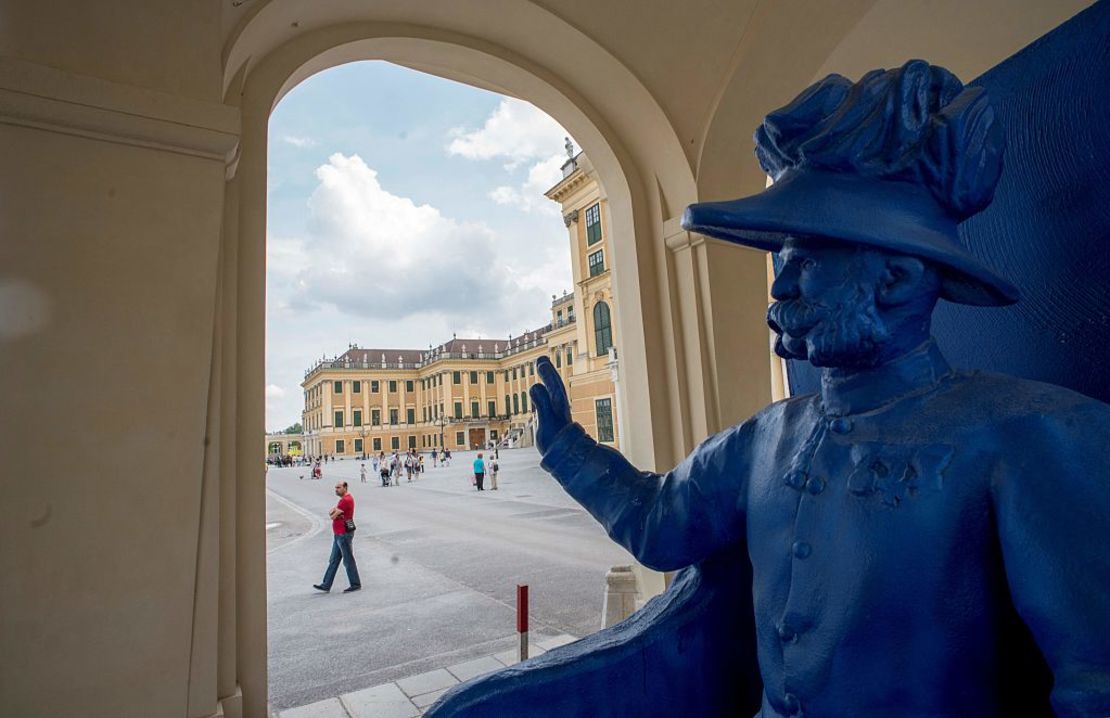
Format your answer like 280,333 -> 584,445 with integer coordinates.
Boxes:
540,422 -> 596,482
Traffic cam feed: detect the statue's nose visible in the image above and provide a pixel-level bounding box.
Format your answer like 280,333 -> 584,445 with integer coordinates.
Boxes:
771,266 -> 799,301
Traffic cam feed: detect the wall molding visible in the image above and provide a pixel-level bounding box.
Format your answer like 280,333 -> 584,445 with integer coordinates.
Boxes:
0,56 -> 240,164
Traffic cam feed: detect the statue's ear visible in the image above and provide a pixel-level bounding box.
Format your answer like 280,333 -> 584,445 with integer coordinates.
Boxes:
877,255 -> 926,307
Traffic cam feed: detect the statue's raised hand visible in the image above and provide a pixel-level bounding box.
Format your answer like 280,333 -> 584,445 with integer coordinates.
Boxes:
530,356 -> 573,455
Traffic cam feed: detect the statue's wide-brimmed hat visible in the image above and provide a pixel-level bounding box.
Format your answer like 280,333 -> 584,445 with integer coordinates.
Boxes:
683,60 -> 1019,306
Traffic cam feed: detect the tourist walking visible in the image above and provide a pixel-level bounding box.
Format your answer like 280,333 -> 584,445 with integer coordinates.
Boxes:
473,452 -> 486,491
313,481 -> 361,593
379,452 -> 390,487
489,456 -> 499,490
359,463 -> 367,483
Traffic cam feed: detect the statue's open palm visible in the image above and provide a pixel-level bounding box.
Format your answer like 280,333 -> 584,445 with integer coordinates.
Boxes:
530,356 -> 572,454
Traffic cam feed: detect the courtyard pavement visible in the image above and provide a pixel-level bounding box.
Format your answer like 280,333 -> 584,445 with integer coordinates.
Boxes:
266,447 -> 632,713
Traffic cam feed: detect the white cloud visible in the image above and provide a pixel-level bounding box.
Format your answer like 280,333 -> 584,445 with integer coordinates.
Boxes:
265,384 -> 287,399
282,134 -> 317,148
446,98 -> 567,163
448,98 -> 571,216
272,153 -> 550,326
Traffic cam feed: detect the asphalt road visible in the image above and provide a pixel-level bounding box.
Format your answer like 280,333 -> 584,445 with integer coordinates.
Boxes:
266,447 -> 633,710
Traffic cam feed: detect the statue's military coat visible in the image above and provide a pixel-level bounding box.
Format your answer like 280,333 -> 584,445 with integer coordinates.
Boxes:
542,341 -> 1110,718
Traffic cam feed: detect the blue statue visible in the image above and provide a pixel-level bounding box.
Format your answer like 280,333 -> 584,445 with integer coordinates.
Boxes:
428,60 -> 1110,717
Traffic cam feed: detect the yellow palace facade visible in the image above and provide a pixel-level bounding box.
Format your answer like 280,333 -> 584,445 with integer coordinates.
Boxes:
302,149 -> 621,458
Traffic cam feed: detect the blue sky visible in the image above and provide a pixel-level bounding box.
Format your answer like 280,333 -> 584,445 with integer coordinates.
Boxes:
266,61 -> 576,430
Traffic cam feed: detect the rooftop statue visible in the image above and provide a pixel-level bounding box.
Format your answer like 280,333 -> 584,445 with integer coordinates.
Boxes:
427,60 -> 1110,718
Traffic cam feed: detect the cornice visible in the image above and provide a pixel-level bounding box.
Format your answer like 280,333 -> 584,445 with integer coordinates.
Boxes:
545,168 -> 590,202
0,56 -> 240,165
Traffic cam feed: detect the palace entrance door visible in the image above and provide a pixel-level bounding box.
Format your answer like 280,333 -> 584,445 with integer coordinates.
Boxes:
468,427 -> 486,450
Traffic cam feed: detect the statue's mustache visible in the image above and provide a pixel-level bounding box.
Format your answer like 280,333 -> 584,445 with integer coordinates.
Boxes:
767,300 -> 828,336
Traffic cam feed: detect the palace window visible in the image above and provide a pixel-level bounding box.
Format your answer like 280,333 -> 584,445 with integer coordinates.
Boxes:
471,400 -> 480,418
529,362 -> 535,376
406,408 -> 415,424
505,395 -> 511,415
352,409 -> 362,427
555,351 -> 562,368
354,438 -> 363,454
585,202 -> 602,244
453,371 -> 461,384
333,381 -> 343,393
336,440 -> 345,454
470,371 -> 478,384
334,410 -> 344,427
371,409 -> 381,426
488,400 -> 496,418
504,370 -> 509,382
391,436 -> 400,450
512,394 -> 519,414
373,437 -> 382,451
486,371 -> 494,383
406,380 -> 414,392
389,380 -> 397,393
594,301 -> 613,356
454,401 -> 463,420
455,431 -> 465,446
371,380 -> 380,393
567,348 -> 573,366
596,398 -> 614,442
408,435 -> 416,449
352,380 -> 361,393
520,392 -> 529,413
588,249 -> 605,277
389,409 -> 398,425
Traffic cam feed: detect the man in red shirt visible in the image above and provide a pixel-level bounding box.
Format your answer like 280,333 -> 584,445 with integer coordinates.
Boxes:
313,481 -> 361,593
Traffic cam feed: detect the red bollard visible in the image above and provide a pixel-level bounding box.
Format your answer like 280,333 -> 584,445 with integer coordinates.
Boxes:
517,584 -> 529,661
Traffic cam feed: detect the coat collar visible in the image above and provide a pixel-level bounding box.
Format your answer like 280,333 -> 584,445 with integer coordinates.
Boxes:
819,339 -> 951,417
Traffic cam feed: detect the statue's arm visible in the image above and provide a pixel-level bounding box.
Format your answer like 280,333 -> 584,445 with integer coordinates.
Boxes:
531,357 -> 751,571
991,400 -> 1110,717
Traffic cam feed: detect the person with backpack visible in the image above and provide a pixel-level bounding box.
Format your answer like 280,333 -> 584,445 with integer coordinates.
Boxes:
489,456 -> 500,490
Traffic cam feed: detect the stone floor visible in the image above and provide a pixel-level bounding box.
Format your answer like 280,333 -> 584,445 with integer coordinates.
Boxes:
274,634 -> 579,717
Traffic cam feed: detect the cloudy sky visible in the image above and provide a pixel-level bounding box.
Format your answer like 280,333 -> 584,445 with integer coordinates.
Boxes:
266,61 -> 576,431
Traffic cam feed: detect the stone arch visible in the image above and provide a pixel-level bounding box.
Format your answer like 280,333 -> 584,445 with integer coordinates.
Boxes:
221,16 -> 714,712
225,9 -> 707,471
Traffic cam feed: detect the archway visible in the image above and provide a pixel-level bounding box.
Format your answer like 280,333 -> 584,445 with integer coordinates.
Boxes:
224,12 -> 704,714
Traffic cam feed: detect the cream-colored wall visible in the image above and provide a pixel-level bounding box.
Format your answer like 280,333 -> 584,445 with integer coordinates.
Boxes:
0,2 -> 1090,716
0,86 -> 235,718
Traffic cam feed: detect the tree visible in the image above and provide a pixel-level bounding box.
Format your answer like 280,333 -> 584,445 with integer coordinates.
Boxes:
282,422 -> 302,434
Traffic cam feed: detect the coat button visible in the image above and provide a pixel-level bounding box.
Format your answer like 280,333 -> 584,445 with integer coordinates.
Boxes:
783,470 -> 807,490
792,541 -> 812,559
782,693 -> 801,715
805,476 -> 826,495
777,622 -> 798,643
830,416 -> 853,434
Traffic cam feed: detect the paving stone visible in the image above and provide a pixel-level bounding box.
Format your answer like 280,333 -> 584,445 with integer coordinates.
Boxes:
341,682 -> 419,718
445,655 -> 504,682
396,668 -> 458,698
279,697 -> 350,718
412,687 -> 452,709
535,633 -> 578,650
